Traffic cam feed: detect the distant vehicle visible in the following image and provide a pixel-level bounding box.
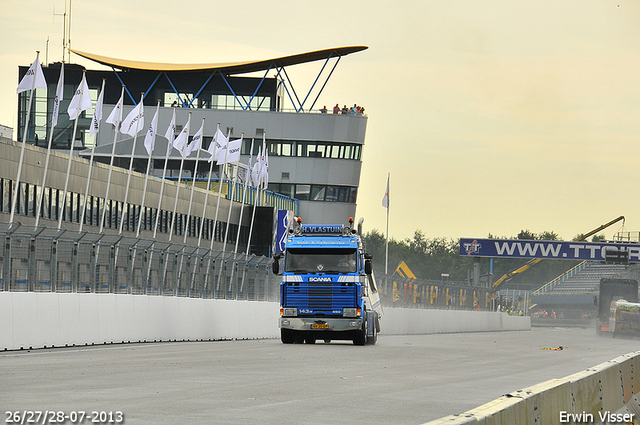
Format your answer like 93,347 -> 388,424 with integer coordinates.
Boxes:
609,300 -> 640,338
597,278 -> 638,335
273,217 -> 382,345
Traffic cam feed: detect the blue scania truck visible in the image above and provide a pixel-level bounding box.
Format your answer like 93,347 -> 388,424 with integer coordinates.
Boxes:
272,218 -> 383,345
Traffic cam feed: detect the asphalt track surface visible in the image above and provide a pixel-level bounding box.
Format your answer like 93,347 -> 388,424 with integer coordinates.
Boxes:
2,327 -> 640,425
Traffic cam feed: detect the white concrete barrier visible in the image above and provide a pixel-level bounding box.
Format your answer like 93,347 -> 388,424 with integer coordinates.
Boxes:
381,308 -> 530,335
0,293 -> 530,351
0,292 -> 280,350
423,352 -> 640,425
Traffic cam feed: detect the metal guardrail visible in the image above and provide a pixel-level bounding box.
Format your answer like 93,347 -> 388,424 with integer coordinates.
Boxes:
0,222 -> 493,311
374,274 -> 497,311
0,222 -> 277,302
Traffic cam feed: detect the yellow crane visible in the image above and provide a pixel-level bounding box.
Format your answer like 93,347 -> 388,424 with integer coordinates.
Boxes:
491,216 -> 625,290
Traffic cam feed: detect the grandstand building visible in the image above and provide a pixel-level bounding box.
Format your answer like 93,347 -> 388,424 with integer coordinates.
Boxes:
8,47 -> 368,254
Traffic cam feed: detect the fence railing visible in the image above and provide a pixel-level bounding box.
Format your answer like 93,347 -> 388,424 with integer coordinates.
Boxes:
0,221 -> 495,311
0,222 -> 277,302
532,261 -> 588,295
374,274 -> 500,311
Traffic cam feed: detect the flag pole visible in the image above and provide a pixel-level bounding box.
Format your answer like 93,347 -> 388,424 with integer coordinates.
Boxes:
167,112 -> 191,242
197,122 -> 220,247
182,117 -> 205,244
244,143 -> 264,257
118,92 -> 145,235
208,127 -> 232,252
130,100 -> 159,293
178,117 -> 205,295
152,108 -> 176,239
79,78 -> 106,233
93,86 -> 123,293
209,128 -> 232,297
58,70 -> 91,229
231,136 -> 255,298
240,165 -> 260,291
149,107 -> 176,295
57,117 -> 79,229
162,112 -> 190,295
190,121 -> 220,295
199,123 -> 223,297
234,136 -> 255,254
12,52 -> 44,224
217,133 -> 243,296
136,100 -> 160,237
221,133 -> 243,253
240,138 -> 264,289
35,61 -> 64,228
385,172 -> 390,275
99,86 -> 124,234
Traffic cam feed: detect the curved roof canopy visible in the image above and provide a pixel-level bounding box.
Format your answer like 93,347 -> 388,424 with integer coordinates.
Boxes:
70,46 -> 368,74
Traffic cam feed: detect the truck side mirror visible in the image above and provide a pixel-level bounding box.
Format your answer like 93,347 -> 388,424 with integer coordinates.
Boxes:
272,253 -> 281,275
365,259 -> 372,275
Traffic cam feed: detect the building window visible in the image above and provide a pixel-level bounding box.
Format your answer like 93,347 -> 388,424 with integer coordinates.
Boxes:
325,186 -> 338,202
311,185 -> 325,201
295,184 -> 310,200
265,140 -> 361,160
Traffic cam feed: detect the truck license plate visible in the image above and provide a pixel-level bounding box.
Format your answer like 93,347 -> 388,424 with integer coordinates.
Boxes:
311,324 -> 329,329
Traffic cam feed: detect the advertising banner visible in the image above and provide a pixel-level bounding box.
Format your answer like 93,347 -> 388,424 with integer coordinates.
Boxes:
460,238 -> 640,263
275,210 -> 293,254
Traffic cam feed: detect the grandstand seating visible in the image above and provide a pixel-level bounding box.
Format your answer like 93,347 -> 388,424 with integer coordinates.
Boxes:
533,262 -> 637,295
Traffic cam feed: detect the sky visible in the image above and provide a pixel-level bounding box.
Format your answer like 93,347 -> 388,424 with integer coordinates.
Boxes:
1,0 -> 640,243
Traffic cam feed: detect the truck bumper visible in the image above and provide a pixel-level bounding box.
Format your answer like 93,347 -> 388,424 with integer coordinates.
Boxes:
280,317 -> 362,332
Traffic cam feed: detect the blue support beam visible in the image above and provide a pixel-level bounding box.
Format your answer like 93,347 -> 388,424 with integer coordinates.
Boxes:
106,49 -> 349,113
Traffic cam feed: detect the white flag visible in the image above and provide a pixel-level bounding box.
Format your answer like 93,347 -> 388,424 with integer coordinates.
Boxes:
251,147 -> 262,185
67,73 -> 92,120
51,63 -> 64,128
245,146 -> 253,186
382,175 -> 389,208
120,101 -> 144,137
172,115 -> 191,156
105,93 -> 123,126
164,108 -> 176,141
254,137 -> 268,189
208,128 -> 228,163
216,138 -> 241,165
261,147 -> 269,189
17,53 -> 47,94
144,108 -> 158,155
89,80 -> 105,137
185,121 -> 203,156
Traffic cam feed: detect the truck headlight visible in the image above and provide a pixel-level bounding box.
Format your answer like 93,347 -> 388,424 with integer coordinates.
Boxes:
343,308 -> 357,317
283,308 -> 297,316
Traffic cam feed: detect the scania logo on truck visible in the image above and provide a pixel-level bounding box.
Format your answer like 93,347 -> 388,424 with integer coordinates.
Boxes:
309,277 -> 333,282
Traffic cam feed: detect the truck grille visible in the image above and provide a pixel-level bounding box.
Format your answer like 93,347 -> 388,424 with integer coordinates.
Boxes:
284,282 -> 357,312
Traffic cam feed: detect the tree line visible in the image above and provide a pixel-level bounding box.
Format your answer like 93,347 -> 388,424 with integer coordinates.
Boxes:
361,229 -> 595,290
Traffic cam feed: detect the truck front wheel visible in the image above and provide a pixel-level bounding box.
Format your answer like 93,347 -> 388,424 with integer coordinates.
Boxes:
353,327 -> 366,345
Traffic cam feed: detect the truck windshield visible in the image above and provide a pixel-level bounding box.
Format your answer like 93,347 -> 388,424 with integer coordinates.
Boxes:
285,248 -> 357,274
